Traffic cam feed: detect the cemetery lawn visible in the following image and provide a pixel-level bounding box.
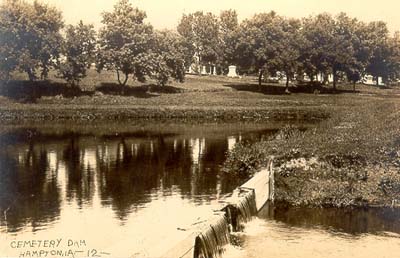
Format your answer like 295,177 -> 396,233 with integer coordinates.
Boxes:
0,70 -> 399,122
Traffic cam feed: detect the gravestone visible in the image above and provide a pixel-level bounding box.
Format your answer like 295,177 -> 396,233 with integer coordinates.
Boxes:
211,66 -> 216,75
227,65 -> 238,77
201,65 -> 208,75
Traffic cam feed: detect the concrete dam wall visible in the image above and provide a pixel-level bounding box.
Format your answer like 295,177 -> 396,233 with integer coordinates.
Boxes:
161,159 -> 274,258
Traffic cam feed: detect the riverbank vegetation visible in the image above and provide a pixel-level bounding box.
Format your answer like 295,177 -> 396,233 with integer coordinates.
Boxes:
223,94 -> 400,207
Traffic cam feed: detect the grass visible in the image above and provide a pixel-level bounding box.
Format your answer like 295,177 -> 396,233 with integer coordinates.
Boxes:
223,95 -> 400,207
1,69 -> 399,122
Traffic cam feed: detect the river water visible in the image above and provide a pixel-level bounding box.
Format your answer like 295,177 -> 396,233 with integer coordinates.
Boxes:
1,122 -> 399,258
225,204 -> 400,258
0,122 -> 282,257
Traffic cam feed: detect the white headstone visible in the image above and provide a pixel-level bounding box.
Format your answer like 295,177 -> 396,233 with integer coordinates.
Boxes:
378,76 -> 384,86
316,73 -> 322,82
227,65 -> 238,77
364,75 -> 374,85
364,76 -> 384,86
201,65 -> 207,75
280,76 -> 287,84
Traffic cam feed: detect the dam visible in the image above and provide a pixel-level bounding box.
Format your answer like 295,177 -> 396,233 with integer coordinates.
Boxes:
163,160 -> 274,258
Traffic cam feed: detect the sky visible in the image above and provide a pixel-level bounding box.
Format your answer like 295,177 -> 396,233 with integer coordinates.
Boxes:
18,0 -> 400,33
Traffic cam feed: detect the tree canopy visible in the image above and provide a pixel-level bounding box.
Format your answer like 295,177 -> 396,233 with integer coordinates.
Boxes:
96,0 -> 156,86
154,30 -> 189,85
0,0 -> 63,81
57,21 -> 96,86
1,0 -> 400,89
235,12 -> 286,86
177,11 -> 220,70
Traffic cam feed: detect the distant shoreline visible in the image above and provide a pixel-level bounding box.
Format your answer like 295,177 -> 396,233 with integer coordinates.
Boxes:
0,105 -> 328,123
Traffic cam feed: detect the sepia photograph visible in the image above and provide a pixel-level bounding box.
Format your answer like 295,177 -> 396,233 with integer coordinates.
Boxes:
0,0 -> 399,257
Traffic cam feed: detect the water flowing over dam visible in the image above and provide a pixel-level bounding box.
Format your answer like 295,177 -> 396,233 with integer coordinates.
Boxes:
163,161 -> 274,258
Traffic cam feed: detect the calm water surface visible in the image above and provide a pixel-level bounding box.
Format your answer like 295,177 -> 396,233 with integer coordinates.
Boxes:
226,204 -> 400,258
0,122 -> 281,257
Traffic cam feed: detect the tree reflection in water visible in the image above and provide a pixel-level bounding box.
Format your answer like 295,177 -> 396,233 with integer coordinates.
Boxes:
0,127 -> 268,233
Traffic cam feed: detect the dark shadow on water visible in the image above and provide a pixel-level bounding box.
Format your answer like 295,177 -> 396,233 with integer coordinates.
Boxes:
96,83 -> 184,98
223,82 -> 360,95
0,80 -> 94,103
259,202 -> 400,235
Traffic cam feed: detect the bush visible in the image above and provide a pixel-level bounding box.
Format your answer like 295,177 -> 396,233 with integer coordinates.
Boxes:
223,125 -> 304,179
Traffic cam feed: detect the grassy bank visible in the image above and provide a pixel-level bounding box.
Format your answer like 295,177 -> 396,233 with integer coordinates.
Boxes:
223,94 -> 400,207
0,70 -> 398,122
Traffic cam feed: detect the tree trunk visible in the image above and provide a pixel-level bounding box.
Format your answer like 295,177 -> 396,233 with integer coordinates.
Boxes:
122,73 -> 129,86
332,70 -> 337,91
353,81 -> 356,93
40,66 -> 49,80
258,69 -> 264,89
285,74 -> 290,93
117,70 -> 129,86
27,69 -> 36,82
117,69 -> 121,85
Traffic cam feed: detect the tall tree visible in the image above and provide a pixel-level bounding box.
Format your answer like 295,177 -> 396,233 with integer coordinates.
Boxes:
153,30 -> 188,86
236,12 -> 285,86
177,11 -> 220,73
302,13 -> 357,90
96,0 -> 157,86
386,32 -> 400,84
0,0 -> 63,81
344,20 -> 369,91
276,18 -> 303,91
365,21 -> 391,86
57,21 -> 96,86
218,9 -> 239,73
330,13 -> 359,90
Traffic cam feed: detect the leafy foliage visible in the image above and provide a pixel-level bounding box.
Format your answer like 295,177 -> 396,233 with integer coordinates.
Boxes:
177,11 -> 220,68
2,1 -> 400,89
96,0 -> 156,86
276,18 -> 304,89
57,21 -> 96,86
235,12 -> 286,85
218,10 -> 239,72
0,0 -> 63,81
153,30 -> 189,85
